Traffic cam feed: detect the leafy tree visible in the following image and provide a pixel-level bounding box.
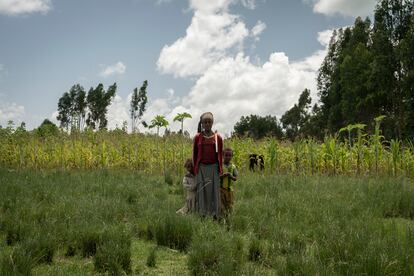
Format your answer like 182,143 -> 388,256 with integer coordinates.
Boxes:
36,119 -> 59,137
174,112 -> 192,173
57,84 -> 87,131
86,83 -> 117,130
281,89 -> 312,141
72,84 -> 87,131
312,1 -> 414,139
57,92 -> 73,131
149,115 -> 169,137
401,13 -> 414,137
149,115 -> 169,178
173,112 -> 192,135
130,80 -> 148,132
233,114 -> 283,140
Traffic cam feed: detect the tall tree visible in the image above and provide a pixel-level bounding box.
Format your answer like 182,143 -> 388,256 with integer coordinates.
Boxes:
281,88 -> 312,140
401,13 -> 414,137
57,92 -> 73,131
73,84 -> 87,131
371,0 -> 414,138
57,84 -> 87,132
233,114 -> 283,139
86,83 -> 117,130
130,80 -> 148,132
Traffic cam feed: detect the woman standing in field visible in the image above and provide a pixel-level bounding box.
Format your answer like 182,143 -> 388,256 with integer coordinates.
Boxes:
193,112 -> 223,218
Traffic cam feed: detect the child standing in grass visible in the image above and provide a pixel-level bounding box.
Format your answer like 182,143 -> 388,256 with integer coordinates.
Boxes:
220,148 -> 238,218
176,159 -> 196,215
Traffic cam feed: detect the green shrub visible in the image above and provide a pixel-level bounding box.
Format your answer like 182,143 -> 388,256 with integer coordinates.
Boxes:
248,238 -> 266,262
0,246 -> 34,276
4,220 -> 29,246
188,225 -> 245,275
146,247 -> 157,268
134,222 -> 156,241
94,226 -> 132,275
155,215 -> 193,252
25,234 -> 56,265
79,228 -> 100,257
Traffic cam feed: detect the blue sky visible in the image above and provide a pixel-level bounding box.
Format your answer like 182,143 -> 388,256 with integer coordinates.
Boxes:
0,0 -> 377,134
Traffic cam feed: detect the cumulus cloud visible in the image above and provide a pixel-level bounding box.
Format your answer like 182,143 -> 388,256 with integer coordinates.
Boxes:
0,98 -> 25,124
0,0 -> 51,15
154,1 -> 334,135
306,0 -> 376,17
100,62 -> 126,77
157,0 -> 249,77
251,20 -> 266,41
107,94 -> 129,129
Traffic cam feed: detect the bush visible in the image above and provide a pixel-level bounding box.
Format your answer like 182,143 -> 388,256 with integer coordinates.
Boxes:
25,234 -> 56,265
0,246 -> 34,276
4,220 -> 29,246
248,238 -> 266,262
188,225 -> 245,275
79,228 -> 100,257
146,247 -> 157,268
94,226 -> 132,275
134,222 -> 156,241
155,215 -> 193,252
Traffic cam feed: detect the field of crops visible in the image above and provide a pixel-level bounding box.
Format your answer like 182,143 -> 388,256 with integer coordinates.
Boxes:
1,170 -> 414,275
2,125 -> 414,275
1,127 -> 414,177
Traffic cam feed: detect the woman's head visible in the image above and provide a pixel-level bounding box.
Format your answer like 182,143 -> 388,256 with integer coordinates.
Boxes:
198,112 -> 214,133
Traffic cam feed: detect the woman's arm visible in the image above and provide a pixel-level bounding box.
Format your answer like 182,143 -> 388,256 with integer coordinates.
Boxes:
192,135 -> 198,166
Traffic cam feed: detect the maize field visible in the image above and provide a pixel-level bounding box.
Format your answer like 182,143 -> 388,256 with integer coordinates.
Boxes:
1,127 -> 414,177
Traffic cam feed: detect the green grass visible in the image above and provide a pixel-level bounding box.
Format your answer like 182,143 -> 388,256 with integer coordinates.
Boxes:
1,169 -> 414,275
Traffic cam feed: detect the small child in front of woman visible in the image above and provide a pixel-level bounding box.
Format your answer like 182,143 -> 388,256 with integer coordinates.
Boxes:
176,159 -> 196,215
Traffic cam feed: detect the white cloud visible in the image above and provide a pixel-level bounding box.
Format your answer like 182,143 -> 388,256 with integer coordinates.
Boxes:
0,99 -> 25,124
317,29 -> 334,46
0,0 -> 51,15
307,0 -> 376,17
100,62 -> 126,77
154,1 -> 334,136
157,1 -> 249,77
107,95 -> 129,129
167,88 -> 175,97
240,0 -> 256,10
251,20 -> 266,41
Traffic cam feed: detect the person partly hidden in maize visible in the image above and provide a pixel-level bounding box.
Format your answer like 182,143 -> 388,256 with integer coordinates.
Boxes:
220,148 -> 238,219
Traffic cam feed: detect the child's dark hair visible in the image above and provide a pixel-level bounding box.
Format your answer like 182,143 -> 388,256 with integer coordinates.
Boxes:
197,119 -> 202,133
184,158 -> 193,168
224,148 -> 233,155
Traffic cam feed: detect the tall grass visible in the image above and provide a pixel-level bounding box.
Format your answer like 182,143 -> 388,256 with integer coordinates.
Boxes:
1,169 -> 414,274
2,127 -> 414,177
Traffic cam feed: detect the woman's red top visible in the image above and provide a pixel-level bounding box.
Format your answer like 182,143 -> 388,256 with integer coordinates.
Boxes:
192,132 -> 223,175
200,136 -> 217,164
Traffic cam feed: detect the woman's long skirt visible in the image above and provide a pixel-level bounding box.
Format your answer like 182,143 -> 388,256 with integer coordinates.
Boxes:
196,163 -> 220,218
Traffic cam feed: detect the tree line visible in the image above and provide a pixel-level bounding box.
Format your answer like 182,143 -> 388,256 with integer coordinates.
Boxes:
234,0 -> 414,141
56,81 -> 148,132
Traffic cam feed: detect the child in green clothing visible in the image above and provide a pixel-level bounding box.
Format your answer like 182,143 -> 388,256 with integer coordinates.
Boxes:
220,148 -> 238,218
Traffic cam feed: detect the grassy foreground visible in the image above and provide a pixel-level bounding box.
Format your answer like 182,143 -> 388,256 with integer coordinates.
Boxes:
1,170 -> 414,275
